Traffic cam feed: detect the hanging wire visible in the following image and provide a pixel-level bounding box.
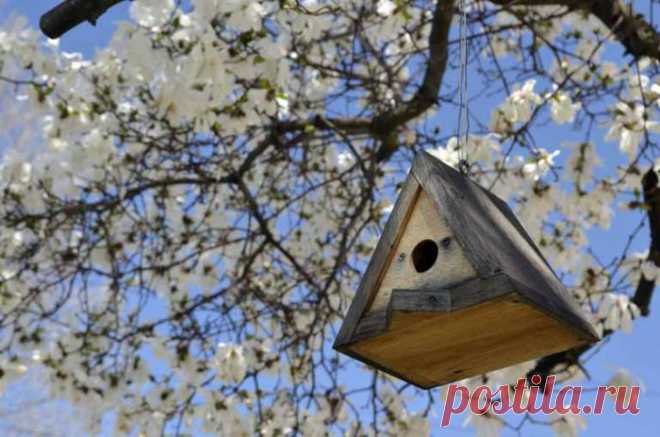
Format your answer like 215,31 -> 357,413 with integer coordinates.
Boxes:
456,0 -> 470,175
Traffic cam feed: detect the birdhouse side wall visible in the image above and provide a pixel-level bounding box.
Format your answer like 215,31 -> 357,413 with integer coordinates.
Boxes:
366,190 -> 476,316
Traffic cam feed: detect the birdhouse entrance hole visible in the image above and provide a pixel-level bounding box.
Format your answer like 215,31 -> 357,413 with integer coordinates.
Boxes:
411,239 -> 438,273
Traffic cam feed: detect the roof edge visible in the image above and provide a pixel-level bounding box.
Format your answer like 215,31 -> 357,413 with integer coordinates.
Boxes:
334,171 -> 421,347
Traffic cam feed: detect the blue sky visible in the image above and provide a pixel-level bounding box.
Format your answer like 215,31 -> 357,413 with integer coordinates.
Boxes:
0,1 -> 658,436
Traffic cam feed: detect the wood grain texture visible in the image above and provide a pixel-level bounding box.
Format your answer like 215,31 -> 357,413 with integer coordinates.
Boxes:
334,174 -> 421,347
391,289 -> 452,312
391,273 -> 513,313
336,342 -> 438,388
352,309 -> 391,344
481,186 -> 558,281
366,190 -> 476,315
411,152 -> 599,342
350,294 -> 589,388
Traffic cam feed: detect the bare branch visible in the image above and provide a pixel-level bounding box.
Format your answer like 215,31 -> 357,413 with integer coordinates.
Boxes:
490,0 -> 660,61
529,166 -> 660,386
373,0 -> 456,161
280,0 -> 456,164
632,168 -> 660,316
40,0 -> 125,39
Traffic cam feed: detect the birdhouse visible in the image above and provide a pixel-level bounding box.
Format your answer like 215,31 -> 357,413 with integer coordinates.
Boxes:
334,152 -> 599,389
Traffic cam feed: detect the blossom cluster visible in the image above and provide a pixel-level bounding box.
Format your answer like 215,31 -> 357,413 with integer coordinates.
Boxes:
0,0 -> 657,435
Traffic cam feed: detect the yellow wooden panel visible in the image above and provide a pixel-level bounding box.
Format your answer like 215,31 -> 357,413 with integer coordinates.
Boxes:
352,297 -> 586,387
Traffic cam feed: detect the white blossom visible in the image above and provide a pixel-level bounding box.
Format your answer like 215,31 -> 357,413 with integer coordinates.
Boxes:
491,80 -> 542,132
522,149 -> 560,181
376,0 -> 397,17
597,293 -> 640,333
607,368 -> 638,388
548,89 -> 581,124
0,2 -> 656,435
130,0 -> 175,28
606,102 -> 660,161
215,343 -> 247,383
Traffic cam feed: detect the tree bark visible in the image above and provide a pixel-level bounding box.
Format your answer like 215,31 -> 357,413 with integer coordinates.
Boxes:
40,0 -> 124,39
491,0 -> 660,61
528,167 -> 660,386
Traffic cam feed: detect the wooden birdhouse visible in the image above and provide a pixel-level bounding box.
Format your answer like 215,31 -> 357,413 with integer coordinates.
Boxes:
334,152 -> 599,389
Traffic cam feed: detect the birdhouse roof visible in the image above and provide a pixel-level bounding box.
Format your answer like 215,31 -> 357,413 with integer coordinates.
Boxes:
335,152 -> 599,349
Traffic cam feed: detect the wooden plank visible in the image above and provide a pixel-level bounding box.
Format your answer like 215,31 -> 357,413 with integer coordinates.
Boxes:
334,173 -> 421,347
352,308 -> 391,343
348,274 -> 513,344
391,289 -> 452,312
366,190 -> 476,315
446,272 -> 512,310
350,295 -> 588,388
509,276 -> 600,342
336,343 -> 438,389
391,273 -> 513,313
480,186 -> 560,281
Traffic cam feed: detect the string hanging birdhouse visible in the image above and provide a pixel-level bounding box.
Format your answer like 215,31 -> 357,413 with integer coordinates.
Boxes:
334,0 -> 598,388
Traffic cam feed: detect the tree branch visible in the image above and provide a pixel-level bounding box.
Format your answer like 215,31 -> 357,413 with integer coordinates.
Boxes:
373,0 -> 456,161
632,168 -> 660,315
528,167 -> 660,386
282,1 -> 456,163
490,0 -> 660,61
587,0 -> 660,61
38,0 -> 456,166
40,0 -> 125,39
